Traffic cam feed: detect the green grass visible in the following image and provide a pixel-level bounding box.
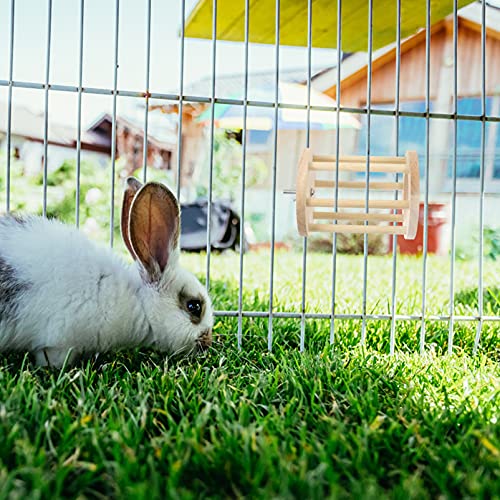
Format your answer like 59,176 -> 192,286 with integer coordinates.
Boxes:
0,251 -> 499,499
184,251 -> 500,357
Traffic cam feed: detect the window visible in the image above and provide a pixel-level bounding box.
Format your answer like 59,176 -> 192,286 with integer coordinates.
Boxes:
353,98 -> 500,191
246,129 -> 272,153
448,97 -> 500,182
355,101 -> 428,179
248,129 -> 271,145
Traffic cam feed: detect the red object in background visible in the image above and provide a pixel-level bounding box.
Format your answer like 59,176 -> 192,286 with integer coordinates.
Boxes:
397,202 -> 449,255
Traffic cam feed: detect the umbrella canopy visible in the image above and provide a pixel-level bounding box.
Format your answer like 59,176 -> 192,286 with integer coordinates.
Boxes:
197,82 -> 360,131
185,0 -> 474,52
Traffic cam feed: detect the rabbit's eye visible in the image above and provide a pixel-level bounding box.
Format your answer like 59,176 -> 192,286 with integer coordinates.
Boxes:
186,299 -> 202,318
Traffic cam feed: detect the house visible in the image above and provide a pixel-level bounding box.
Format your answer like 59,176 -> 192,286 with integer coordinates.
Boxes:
311,1 -> 500,244
149,66 -> 337,194
0,101 -> 109,175
0,102 -> 176,177
148,67 -> 361,241
86,113 -> 176,175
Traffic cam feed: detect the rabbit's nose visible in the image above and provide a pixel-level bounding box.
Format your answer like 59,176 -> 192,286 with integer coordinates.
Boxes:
197,328 -> 212,350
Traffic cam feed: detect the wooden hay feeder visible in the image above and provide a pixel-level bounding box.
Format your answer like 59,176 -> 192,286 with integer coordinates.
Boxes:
296,149 -> 420,239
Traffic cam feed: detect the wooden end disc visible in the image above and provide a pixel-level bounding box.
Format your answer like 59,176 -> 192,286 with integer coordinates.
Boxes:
296,148 -> 314,237
403,150 -> 420,239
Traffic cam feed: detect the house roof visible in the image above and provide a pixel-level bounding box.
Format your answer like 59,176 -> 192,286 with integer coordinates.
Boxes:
184,0 -> 475,52
0,101 -> 109,152
86,113 -> 176,151
182,65 -> 333,97
311,1 -> 500,95
459,0 -> 500,30
0,101 -> 176,154
0,101 -> 71,147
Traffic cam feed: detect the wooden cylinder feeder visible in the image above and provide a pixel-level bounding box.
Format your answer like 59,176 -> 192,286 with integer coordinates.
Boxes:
296,149 -> 420,239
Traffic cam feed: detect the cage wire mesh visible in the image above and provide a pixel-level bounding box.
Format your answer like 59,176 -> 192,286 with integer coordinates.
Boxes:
1,0 -> 499,356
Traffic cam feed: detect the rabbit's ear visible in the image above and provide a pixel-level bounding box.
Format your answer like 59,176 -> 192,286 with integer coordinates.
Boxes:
129,182 -> 180,282
121,177 -> 143,259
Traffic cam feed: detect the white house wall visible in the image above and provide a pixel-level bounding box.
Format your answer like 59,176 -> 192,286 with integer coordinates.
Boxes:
243,128 -> 358,242
1,135 -> 109,175
21,142 -> 108,176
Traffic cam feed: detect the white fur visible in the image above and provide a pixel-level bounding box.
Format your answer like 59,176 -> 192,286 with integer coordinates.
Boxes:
0,215 -> 213,367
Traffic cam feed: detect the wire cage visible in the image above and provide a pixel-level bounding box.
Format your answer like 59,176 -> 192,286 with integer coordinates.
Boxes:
1,0 -> 499,357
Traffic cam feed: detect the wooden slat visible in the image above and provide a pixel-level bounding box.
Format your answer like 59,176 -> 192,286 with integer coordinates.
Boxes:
313,211 -> 404,222
311,162 -> 408,173
404,150 -> 421,239
313,155 -> 406,164
309,223 -> 406,235
307,198 -> 410,209
296,148 -> 314,237
314,180 -> 404,190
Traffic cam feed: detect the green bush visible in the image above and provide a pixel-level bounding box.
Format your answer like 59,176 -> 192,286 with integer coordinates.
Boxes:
0,155 -> 127,250
196,131 -> 269,202
484,227 -> 500,261
33,160 -> 74,187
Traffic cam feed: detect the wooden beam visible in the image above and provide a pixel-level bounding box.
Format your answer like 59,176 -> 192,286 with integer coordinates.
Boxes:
309,223 -> 406,235
314,180 -> 404,190
307,199 -> 410,209
313,211 -> 404,222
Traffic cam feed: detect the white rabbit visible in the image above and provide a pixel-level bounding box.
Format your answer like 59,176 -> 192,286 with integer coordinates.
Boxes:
0,177 -> 213,367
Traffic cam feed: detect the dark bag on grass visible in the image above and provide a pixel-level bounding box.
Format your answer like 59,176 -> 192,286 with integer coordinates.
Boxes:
180,199 -> 246,252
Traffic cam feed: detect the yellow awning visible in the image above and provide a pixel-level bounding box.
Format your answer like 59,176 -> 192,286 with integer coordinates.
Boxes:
185,0 -> 474,52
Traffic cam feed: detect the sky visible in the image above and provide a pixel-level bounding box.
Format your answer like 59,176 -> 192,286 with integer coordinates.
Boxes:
0,0 -> 338,128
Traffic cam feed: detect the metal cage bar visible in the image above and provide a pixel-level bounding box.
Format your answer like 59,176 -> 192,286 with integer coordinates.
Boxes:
389,0 -> 402,356
109,0 -> 120,247
329,0 -> 342,346
41,0 -> 53,218
2,0 -> 499,357
474,0 -> 487,355
141,0 -> 152,184
214,310 -> 500,322
360,0 -> 374,345
237,0 -> 250,350
420,0 -> 432,354
267,0 -> 280,351
448,0 -> 459,354
75,0 -> 85,227
176,0 -> 186,201
2,79 -> 500,123
205,0 -> 218,291
299,0 -> 313,352
5,0 -> 15,213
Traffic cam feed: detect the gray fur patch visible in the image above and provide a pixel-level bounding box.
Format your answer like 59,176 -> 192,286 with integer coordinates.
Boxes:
0,255 -> 30,322
8,213 -> 26,225
0,213 -> 27,228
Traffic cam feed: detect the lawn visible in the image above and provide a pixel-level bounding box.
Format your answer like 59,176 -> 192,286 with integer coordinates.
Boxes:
0,251 -> 498,498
